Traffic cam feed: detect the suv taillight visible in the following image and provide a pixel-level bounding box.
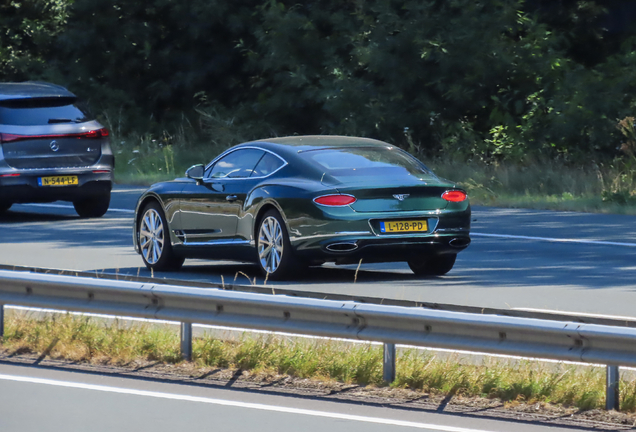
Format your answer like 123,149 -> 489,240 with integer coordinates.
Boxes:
0,127 -> 109,144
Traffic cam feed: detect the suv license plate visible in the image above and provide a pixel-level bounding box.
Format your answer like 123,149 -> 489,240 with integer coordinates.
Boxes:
380,220 -> 428,233
38,176 -> 79,187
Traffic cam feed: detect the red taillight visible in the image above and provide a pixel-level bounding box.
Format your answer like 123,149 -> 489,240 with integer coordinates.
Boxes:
85,127 -> 109,138
0,127 -> 109,143
313,194 -> 357,206
0,173 -> 20,177
92,170 -> 111,174
442,190 -> 467,202
0,133 -> 23,143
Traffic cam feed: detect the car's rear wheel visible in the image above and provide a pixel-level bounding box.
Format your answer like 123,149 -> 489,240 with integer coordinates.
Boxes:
256,209 -> 303,280
73,192 -> 110,218
408,254 -> 457,276
0,202 -> 12,213
138,201 -> 184,271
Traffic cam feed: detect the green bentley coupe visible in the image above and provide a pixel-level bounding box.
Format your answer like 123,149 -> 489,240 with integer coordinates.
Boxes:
133,136 -> 471,280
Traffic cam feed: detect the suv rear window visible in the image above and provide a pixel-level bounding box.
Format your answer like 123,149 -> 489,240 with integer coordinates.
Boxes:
0,97 -> 90,126
299,146 -> 431,177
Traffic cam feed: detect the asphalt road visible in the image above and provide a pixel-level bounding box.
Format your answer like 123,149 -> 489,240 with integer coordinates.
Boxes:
1,185 -> 636,318
0,363 -> 583,432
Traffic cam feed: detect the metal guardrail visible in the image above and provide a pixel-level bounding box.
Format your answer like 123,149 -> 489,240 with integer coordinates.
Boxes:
0,269 -> 633,410
3,263 -> 636,329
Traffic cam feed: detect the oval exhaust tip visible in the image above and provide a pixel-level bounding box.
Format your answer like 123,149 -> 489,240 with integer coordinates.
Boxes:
449,237 -> 471,248
325,242 -> 359,252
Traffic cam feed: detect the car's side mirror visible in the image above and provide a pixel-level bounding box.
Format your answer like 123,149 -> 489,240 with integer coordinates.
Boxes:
186,164 -> 204,181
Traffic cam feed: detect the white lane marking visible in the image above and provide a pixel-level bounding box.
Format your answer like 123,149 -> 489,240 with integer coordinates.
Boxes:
512,307 -> 636,322
471,232 -> 636,247
20,203 -> 134,214
0,373 -> 491,432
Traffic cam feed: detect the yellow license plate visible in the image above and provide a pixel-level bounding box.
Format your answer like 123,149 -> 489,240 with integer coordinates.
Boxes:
38,176 -> 79,187
380,220 -> 428,233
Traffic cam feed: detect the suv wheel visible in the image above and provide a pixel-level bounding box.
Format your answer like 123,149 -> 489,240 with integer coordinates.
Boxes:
73,192 -> 110,218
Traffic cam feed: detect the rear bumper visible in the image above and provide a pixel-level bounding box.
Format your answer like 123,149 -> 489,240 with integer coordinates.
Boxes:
0,169 -> 112,203
288,205 -> 471,262
292,231 -> 471,264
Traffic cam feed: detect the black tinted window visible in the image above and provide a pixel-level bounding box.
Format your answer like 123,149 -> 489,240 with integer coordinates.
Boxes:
251,153 -> 284,177
207,149 -> 265,179
300,147 -> 430,177
0,97 -> 90,126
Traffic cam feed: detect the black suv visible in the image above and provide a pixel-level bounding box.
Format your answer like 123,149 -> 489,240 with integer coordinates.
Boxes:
0,82 -> 113,217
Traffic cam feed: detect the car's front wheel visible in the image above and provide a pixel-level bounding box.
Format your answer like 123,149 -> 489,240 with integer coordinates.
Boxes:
408,254 -> 457,276
73,193 -> 110,218
138,201 -> 184,271
256,209 -> 303,280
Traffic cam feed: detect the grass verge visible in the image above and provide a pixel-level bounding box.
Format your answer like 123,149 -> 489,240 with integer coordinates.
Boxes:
4,313 -> 636,412
429,158 -> 636,215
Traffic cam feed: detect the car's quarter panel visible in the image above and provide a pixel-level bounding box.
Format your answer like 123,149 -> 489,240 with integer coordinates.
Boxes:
241,179 -> 339,246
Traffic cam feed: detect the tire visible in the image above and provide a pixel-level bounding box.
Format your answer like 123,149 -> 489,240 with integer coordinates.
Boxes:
0,202 -> 12,213
73,192 -> 110,218
408,254 -> 457,276
138,201 -> 185,271
256,209 -> 304,280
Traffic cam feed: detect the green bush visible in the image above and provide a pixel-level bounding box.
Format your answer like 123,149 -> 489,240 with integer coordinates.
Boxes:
4,0 -> 636,164
0,0 -> 70,80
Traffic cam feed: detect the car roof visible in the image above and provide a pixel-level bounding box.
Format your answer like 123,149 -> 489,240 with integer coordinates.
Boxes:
0,82 -> 76,102
240,135 -> 394,156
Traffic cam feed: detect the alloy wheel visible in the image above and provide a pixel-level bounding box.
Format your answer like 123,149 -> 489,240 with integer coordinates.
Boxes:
140,208 -> 164,265
258,215 -> 284,273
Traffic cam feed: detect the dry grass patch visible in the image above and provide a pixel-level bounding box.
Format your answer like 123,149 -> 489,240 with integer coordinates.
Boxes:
4,313 -> 636,412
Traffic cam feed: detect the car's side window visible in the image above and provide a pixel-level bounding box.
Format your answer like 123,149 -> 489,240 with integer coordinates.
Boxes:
206,149 -> 265,179
251,152 -> 284,177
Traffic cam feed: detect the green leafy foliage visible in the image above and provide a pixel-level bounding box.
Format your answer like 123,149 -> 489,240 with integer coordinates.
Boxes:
52,0 -> 260,131
4,0 -> 636,165
0,0 -> 70,80
244,0 -> 635,161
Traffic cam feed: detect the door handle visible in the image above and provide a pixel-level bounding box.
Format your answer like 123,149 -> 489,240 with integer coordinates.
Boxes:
226,195 -> 239,202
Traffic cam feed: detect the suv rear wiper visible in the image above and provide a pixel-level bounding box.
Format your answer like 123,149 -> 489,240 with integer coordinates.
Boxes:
48,118 -> 75,124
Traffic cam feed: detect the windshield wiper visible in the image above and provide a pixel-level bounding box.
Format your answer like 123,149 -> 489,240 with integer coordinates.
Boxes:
48,118 -> 75,124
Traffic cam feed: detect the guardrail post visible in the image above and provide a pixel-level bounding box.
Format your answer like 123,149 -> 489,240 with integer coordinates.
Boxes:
0,304 -> 4,337
606,365 -> 620,411
180,322 -> 192,361
383,343 -> 396,383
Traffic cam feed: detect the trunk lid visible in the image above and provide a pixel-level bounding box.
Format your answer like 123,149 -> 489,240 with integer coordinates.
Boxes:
2,136 -> 102,169
327,174 -> 456,212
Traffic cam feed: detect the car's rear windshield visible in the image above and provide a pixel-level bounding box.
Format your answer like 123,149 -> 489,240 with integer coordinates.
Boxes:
299,146 -> 431,178
0,97 -> 90,126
